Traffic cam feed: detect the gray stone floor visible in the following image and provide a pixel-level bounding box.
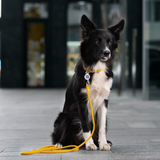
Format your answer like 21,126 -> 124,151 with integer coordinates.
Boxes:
0,89 -> 160,160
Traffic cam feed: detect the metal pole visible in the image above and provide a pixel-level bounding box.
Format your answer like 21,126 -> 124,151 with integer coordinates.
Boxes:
132,28 -> 137,96
142,0 -> 149,100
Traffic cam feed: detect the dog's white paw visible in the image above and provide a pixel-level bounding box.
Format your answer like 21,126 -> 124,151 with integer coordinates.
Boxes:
86,143 -> 97,150
55,143 -> 63,148
83,132 -> 97,150
99,143 -> 110,151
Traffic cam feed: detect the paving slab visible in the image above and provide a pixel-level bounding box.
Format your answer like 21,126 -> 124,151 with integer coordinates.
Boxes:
0,89 -> 160,160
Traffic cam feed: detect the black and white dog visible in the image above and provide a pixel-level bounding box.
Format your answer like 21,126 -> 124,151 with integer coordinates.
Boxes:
51,15 -> 125,151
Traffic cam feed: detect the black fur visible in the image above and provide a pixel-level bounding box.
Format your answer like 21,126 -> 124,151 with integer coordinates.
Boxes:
104,100 -> 108,109
51,15 -> 125,148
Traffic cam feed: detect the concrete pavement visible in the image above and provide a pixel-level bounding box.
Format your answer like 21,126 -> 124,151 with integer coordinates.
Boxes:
0,89 -> 160,159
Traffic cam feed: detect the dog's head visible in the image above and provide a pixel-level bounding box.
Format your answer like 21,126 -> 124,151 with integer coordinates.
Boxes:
80,15 -> 125,66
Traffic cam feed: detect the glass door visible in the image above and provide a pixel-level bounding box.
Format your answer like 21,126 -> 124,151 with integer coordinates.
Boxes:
67,1 -> 92,82
101,0 -> 127,95
23,2 -> 48,87
143,0 -> 160,100
26,22 -> 46,87
0,0 -> 1,87
66,0 -> 128,95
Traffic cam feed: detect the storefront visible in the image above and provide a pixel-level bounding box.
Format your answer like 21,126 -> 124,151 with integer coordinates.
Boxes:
143,0 -> 160,99
0,0 -> 159,99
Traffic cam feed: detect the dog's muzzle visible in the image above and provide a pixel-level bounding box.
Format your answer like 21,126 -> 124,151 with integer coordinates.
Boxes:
101,50 -> 111,61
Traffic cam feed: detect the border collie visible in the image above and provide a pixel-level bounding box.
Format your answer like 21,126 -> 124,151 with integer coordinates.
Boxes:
51,15 -> 125,151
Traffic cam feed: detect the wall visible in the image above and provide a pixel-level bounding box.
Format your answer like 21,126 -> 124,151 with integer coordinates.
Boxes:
0,0 -> 24,87
0,0 -> 67,88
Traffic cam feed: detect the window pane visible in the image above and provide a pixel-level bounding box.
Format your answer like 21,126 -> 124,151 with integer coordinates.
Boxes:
24,3 -> 48,18
0,0 -> 1,18
154,1 -> 160,21
145,0 -> 151,21
0,32 -> 1,87
27,23 -> 45,87
143,0 -> 160,99
67,2 -> 92,81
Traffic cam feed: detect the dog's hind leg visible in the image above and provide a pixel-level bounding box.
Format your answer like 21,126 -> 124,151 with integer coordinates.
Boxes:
51,112 -> 71,146
51,112 -> 82,147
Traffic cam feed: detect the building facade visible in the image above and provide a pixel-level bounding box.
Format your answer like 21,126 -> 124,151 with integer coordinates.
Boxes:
0,0 -> 160,100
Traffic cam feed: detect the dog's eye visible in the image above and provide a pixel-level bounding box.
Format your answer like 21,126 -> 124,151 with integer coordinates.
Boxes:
108,41 -> 112,45
95,37 -> 102,44
95,40 -> 99,44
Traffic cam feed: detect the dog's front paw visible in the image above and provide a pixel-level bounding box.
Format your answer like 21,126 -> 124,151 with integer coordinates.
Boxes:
55,143 -> 63,148
86,143 -> 97,150
99,143 -> 110,151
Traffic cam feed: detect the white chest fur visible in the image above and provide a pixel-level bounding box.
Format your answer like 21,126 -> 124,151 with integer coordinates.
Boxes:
81,61 -> 113,121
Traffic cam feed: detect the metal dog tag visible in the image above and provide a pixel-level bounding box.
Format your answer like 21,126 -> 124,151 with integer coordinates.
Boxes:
84,72 -> 90,84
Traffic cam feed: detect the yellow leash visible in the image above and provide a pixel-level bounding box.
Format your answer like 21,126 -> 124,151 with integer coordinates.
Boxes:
21,84 -> 95,155
21,65 -> 107,155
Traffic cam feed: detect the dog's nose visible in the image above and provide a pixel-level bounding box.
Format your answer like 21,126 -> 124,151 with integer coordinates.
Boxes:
103,50 -> 110,56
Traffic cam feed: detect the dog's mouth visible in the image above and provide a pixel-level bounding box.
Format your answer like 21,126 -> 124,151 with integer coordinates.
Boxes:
103,57 -> 109,60
100,54 -> 111,61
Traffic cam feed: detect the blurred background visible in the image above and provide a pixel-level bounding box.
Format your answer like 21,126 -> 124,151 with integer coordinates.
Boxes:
0,0 -> 159,100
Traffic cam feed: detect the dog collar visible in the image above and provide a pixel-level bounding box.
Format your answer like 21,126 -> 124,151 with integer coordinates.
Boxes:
83,64 -> 107,84
83,64 -> 107,73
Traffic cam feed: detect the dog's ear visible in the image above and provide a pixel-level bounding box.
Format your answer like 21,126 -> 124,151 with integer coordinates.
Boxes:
108,19 -> 125,41
81,14 -> 97,39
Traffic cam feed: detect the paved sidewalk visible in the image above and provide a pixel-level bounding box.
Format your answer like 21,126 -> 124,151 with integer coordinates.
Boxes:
0,89 -> 160,160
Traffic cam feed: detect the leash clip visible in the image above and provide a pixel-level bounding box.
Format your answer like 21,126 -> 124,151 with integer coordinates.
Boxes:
84,71 -> 90,84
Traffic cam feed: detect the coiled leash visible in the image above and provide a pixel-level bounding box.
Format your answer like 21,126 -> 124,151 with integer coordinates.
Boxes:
21,66 -> 106,155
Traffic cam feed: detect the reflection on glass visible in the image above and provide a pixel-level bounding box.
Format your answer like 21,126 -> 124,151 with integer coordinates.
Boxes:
0,0 -> 1,18
0,32 -> 1,87
145,0 -> 160,22
144,0 -> 160,99
105,1 -> 121,88
107,3 -> 120,26
67,2 -> 92,81
24,3 -> 48,18
27,23 -> 45,87
67,41 -> 80,78
0,59 -> 1,88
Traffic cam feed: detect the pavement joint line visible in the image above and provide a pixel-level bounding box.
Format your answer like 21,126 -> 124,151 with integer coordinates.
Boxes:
0,148 -> 7,154
110,149 -> 114,153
